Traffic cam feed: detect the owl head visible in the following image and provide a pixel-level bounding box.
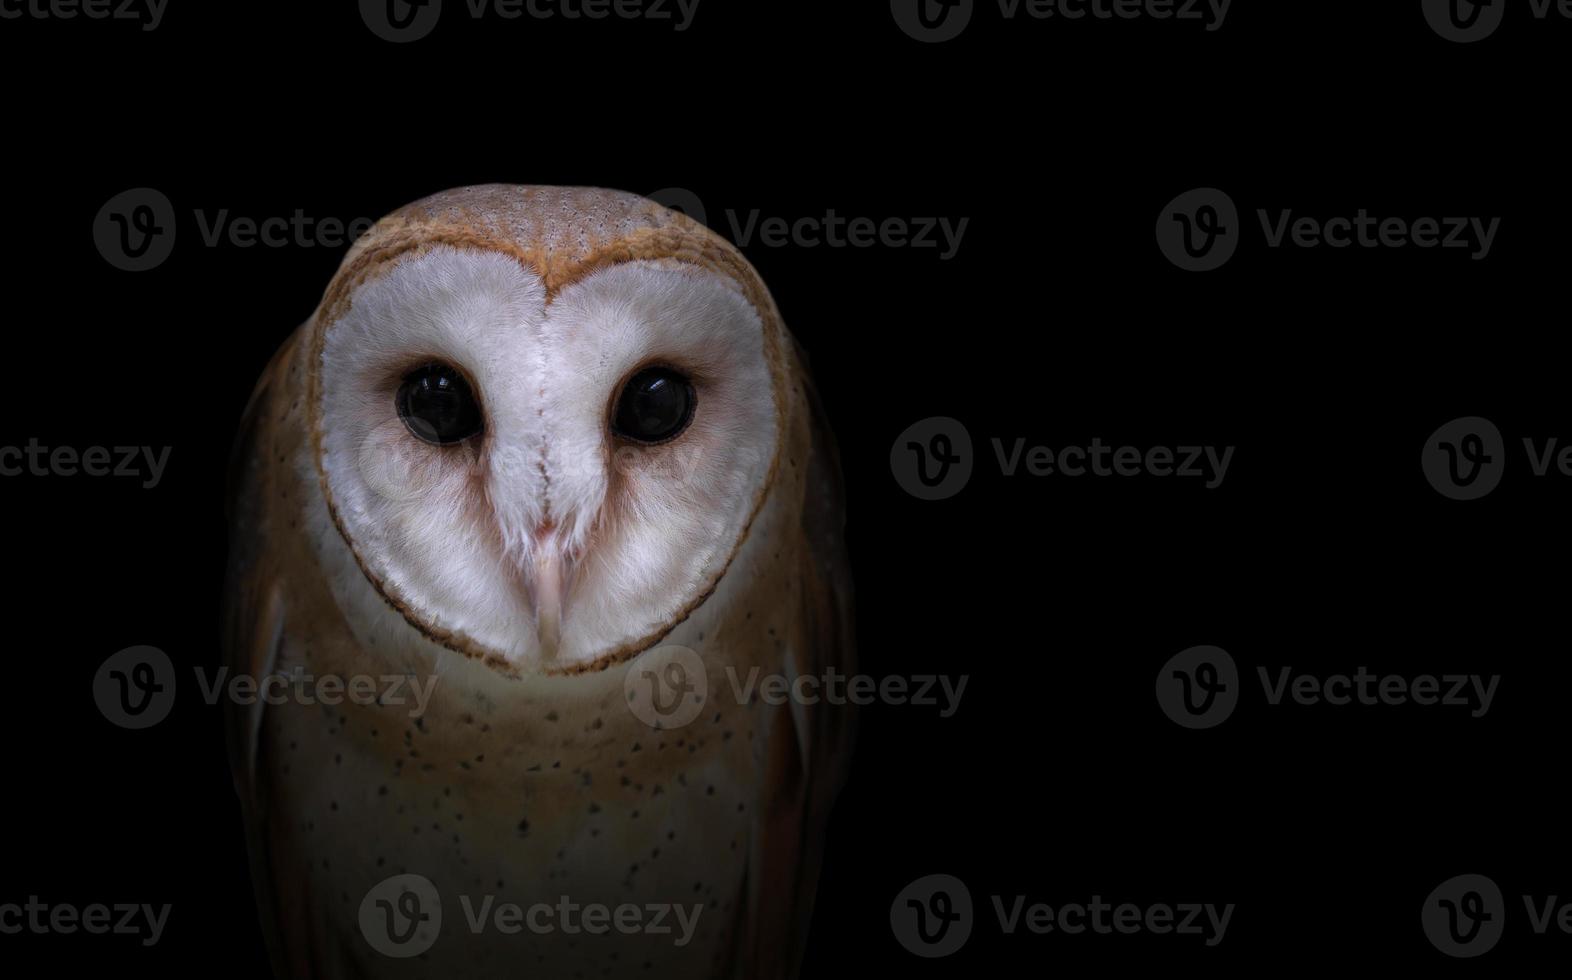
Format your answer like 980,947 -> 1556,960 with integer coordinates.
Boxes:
306,186 -> 791,676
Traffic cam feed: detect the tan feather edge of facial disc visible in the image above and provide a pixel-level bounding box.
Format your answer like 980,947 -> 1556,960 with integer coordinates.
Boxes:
304,208 -> 790,678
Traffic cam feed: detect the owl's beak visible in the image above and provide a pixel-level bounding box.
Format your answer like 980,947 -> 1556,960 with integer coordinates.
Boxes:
528,540 -> 569,660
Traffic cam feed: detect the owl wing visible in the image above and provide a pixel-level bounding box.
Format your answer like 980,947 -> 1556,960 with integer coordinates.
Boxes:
223,332 -> 357,980
732,345 -> 857,979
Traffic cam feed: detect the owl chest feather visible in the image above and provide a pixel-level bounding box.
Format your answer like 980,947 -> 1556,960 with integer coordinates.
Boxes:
257,437 -> 809,976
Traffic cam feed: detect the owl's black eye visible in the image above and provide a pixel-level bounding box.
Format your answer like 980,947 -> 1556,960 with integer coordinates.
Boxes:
396,363 -> 483,445
612,367 -> 695,443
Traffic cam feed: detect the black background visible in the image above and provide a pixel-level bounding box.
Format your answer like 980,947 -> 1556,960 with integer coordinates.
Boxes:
3,0 -> 1567,973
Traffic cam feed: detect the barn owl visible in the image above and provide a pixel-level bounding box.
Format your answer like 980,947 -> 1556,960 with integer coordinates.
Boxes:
222,185 -> 855,979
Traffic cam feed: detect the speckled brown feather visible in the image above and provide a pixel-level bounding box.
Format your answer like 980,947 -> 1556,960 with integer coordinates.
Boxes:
727,349 -> 857,979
